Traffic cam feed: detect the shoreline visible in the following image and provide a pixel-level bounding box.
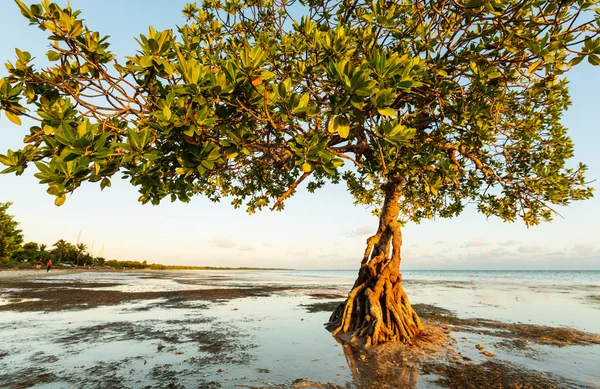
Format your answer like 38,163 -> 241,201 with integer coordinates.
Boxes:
0,266 -> 293,276
0,268 -> 90,280
0,270 -> 599,388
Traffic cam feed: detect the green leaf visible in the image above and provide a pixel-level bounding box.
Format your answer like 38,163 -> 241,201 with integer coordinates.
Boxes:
588,54 -> 600,66
328,116 -> 350,138
54,194 -> 66,207
527,61 -> 542,74
15,0 -> 34,18
377,108 -> 397,117
100,177 -> 111,190
5,111 -> 22,126
140,56 -> 154,68
297,93 -> 310,109
301,162 -> 312,172
0,154 -> 12,166
46,50 -> 62,61
261,70 -> 276,80
462,0 -> 483,7
163,106 -> 172,120
436,69 -> 448,77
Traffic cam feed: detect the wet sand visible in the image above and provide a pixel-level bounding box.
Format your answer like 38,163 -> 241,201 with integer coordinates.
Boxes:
0,268 -> 88,280
0,270 -> 599,388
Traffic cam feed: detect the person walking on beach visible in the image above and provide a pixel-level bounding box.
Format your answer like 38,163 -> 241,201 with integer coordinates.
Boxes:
46,259 -> 52,272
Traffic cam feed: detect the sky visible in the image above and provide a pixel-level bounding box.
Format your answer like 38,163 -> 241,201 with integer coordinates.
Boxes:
0,0 -> 599,270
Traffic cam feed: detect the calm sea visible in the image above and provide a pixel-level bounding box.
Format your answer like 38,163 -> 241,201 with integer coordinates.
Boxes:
250,269 -> 600,286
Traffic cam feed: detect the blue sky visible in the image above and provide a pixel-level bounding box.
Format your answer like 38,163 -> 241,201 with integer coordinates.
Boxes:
0,0 -> 599,270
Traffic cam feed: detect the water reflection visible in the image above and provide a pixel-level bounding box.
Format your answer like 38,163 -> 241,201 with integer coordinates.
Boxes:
338,338 -> 419,389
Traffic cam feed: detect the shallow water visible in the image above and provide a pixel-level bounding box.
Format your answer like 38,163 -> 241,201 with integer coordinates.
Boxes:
0,269 -> 599,388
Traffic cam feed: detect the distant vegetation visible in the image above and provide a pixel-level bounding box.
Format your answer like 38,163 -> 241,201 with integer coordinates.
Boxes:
0,202 -> 104,267
106,260 -> 286,271
0,202 -> 286,270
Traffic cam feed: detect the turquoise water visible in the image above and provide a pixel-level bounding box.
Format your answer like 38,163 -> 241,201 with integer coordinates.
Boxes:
404,270 -> 600,284
241,269 -> 600,286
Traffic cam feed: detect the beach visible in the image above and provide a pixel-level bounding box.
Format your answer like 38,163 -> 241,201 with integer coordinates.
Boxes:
0,269 -> 599,388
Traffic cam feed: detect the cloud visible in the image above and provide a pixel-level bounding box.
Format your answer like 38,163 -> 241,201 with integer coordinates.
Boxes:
574,244 -> 598,257
462,238 -> 488,248
237,243 -> 255,252
318,253 -> 338,259
459,248 -> 514,262
433,240 -> 445,245
210,235 -> 254,251
517,243 -> 543,254
345,225 -> 373,238
289,250 -> 310,257
211,235 -> 237,249
546,250 -> 567,258
498,239 -> 519,246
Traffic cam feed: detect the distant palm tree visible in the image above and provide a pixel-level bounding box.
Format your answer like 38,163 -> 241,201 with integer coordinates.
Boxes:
76,243 -> 88,266
52,239 -> 70,263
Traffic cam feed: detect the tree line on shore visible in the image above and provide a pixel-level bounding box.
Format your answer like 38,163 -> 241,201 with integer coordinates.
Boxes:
1,201 -> 109,267
0,201 -> 157,268
0,202 -> 286,270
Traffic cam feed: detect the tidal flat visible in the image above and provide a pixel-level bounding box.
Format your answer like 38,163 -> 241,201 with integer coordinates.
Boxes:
0,269 -> 599,388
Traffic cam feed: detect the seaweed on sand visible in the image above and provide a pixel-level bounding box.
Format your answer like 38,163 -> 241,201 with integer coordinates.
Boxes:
412,304 -> 600,347
0,369 -> 59,389
301,300 -> 345,313
0,283 -> 290,312
422,360 -> 594,389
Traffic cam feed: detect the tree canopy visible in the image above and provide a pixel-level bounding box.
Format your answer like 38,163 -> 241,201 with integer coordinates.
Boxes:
0,202 -> 24,262
1,0 -> 599,225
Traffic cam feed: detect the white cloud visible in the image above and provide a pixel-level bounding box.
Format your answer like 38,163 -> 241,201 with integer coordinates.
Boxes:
498,239 -> 519,246
574,244 -> 598,257
210,235 -> 254,251
318,252 -> 339,259
460,248 -> 514,262
289,250 -> 310,257
462,238 -> 488,248
211,235 -> 237,249
517,243 -> 543,254
237,243 -> 255,252
345,225 -> 373,238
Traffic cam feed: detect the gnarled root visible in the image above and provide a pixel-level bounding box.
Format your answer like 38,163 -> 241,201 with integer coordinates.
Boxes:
328,259 -> 424,347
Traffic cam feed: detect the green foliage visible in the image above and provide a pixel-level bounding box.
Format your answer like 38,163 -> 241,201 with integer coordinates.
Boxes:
105,259 -> 148,269
0,202 -> 24,262
51,239 -> 92,265
1,0 -> 599,225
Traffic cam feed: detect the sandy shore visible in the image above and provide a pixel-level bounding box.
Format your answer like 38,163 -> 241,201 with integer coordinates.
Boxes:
0,268 -> 89,280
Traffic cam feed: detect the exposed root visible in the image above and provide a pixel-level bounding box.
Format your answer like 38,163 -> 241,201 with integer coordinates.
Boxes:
329,265 -> 424,346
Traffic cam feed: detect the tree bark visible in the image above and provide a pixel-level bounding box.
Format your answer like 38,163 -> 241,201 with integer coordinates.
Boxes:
328,181 -> 424,346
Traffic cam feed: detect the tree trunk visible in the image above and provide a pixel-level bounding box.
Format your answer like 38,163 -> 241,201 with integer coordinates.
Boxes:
328,181 -> 424,346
